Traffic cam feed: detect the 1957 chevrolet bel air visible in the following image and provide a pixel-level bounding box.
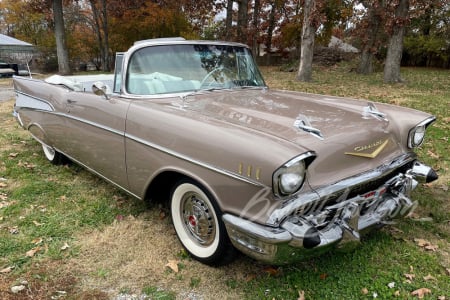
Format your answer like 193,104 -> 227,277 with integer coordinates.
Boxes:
13,38 -> 438,266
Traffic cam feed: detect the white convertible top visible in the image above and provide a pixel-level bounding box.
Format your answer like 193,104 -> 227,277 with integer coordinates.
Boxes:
45,74 -> 114,92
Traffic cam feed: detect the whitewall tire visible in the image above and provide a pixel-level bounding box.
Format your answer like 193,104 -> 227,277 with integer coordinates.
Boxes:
170,180 -> 236,266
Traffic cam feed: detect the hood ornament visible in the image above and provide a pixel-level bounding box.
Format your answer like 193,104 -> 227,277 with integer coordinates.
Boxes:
294,114 -> 324,140
363,102 -> 388,122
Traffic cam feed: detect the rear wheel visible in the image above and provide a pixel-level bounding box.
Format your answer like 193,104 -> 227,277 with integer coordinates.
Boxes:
42,143 -> 66,165
170,180 -> 236,266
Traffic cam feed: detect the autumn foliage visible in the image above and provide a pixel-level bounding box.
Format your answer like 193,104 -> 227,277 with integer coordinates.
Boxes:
0,0 -> 449,72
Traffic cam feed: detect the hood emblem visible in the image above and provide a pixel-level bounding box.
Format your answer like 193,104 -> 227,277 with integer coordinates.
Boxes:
345,139 -> 389,158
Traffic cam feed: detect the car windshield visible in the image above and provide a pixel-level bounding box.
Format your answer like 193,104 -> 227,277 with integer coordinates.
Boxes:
125,44 -> 266,95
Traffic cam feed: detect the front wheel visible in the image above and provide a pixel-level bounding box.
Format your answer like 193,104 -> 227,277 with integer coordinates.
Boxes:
170,180 -> 236,266
42,143 -> 66,165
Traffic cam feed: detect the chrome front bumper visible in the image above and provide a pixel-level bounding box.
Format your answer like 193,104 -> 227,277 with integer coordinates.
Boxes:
222,160 -> 438,264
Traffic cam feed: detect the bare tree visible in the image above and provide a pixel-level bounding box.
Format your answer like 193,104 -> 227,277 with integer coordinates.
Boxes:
52,0 -> 71,74
384,0 -> 409,83
297,0 -> 316,82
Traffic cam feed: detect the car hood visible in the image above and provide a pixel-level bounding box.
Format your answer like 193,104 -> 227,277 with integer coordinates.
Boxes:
184,88 -> 412,186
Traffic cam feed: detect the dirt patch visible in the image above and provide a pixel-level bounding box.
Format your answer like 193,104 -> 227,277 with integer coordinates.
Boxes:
62,210 -> 256,299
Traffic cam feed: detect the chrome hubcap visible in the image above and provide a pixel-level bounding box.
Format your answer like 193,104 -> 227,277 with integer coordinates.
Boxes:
181,192 -> 216,246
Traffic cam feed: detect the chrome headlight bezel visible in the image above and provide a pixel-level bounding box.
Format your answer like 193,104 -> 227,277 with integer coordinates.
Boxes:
407,116 -> 436,148
273,152 -> 316,198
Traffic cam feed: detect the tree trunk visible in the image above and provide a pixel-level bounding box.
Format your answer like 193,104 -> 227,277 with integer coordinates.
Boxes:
251,0 -> 260,56
101,0 -> 110,71
52,0 -> 71,75
297,0 -> 316,82
225,0 -> 233,40
90,0 -> 110,71
358,1 -> 384,74
265,1 -> 276,64
237,0 -> 249,43
384,0 -> 409,83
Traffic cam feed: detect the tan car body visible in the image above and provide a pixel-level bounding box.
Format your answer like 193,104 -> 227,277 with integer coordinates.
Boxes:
13,39 -> 438,265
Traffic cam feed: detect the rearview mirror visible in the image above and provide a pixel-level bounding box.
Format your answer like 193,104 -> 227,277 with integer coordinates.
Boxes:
92,81 -> 112,99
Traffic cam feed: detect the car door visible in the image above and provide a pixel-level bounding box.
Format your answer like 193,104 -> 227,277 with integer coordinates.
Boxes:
59,91 -> 130,189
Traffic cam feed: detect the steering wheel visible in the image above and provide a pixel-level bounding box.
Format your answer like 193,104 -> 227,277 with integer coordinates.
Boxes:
199,67 -> 233,89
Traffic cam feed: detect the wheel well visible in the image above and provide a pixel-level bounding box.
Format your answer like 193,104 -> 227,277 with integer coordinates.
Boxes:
144,171 -> 188,206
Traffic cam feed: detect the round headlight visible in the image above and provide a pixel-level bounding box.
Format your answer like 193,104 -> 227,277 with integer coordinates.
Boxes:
413,125 -> 425,146
274,159 -> 306,197
280,172 -> 304,194
407,117 -> 436,149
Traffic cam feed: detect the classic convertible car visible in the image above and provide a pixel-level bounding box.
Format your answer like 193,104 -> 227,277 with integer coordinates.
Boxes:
13,38 -> 438,266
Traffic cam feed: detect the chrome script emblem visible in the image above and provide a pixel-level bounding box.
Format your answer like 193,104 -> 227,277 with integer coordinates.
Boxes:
345,139 -> 389,158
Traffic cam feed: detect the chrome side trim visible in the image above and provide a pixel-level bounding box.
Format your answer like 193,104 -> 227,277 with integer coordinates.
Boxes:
125,133 -> 267,187
267,153 -> 416,225
51,112 -> 126,137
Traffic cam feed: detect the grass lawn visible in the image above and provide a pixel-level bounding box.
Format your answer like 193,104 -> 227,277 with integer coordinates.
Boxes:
0,65 -> 449,299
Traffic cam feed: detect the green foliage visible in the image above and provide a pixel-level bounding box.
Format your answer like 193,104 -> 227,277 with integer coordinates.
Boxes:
141,286 -> 176,300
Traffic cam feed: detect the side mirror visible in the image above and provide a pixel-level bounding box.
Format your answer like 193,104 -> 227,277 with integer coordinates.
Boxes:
92,81 -> 112,99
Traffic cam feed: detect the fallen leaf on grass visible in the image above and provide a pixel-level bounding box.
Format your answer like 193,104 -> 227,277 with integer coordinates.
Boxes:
394,290 -> 400,296
437,296 -> 446,300
0,193 -> 8,201
424,244 -> 438,251
414,238 -> 429,247
31,238 -> 43,245
298,290 -> 305,300
426,150 -> 439,159
423,274 -> 436,281
245,274 -> 256,282
32,221 -> 43,226
165,260 -> 179,273
8,153 -> 18,158
446,268 -> 450,276
9,226 -> 19,234
26,246 -> 41,257
414,238 -> 438,251
0,266 -> 14,273
263,266 -> 281,276
411,287 -> 431,298
404,273 -> 415,281
17,161 -> 36,170
60,242 -> 70,251
0,182 -> 7,188
361,288 -> 369,295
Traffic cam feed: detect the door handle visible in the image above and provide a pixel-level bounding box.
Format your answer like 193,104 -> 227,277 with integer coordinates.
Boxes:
67,99 -> 77,104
